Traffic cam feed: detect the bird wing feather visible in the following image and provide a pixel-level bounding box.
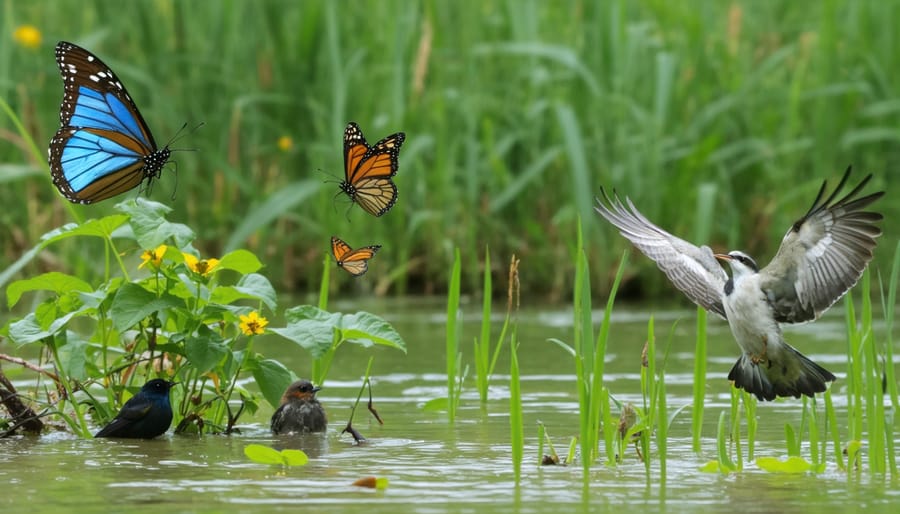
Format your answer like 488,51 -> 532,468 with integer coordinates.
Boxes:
595,189 -> 729,319
760,166 -> 883,323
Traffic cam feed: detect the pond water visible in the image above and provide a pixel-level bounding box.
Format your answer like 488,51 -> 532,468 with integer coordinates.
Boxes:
2,298 -> 898,513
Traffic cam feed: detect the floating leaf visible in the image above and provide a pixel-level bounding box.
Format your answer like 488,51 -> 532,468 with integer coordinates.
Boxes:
244,444 -> 308,467
244,444 -> 284,465
756,456 -> 813,473
352,476 -> 388,489
699,461 -> 721,473
280,449 -> 309,466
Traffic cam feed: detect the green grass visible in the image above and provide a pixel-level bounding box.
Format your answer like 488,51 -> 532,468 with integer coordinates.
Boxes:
445,247 -> 462,422
1,1 -> 898,297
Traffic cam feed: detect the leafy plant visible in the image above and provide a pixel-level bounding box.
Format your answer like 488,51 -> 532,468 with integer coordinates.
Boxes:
3,199 -> 282,435
268,305 -> 406,389
2,199 -> 406,437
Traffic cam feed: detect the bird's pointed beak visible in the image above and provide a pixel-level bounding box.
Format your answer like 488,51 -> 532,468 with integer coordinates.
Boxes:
312,386 -> 322,393
714,253 -> 731,261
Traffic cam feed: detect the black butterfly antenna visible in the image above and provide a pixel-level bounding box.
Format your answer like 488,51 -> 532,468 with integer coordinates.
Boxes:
317,167 -> 343,185
161,122 -> 206,200
166,121 -> 204,152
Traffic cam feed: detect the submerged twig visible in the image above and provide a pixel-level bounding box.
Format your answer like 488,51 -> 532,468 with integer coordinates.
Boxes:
0,367 -> 45,435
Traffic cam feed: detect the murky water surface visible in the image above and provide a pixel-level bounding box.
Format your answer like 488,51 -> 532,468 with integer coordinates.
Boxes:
2,299 -> 898,513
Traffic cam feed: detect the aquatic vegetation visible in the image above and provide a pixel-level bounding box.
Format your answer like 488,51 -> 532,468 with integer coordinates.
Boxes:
244,443 -> 309,468
473,247 -> 510,405
444,247 -> 463,422
1,200 -> 404,436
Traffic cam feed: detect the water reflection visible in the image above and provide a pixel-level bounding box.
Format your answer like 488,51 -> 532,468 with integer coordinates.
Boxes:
271,432 -> 330,459
1,302 -> 897,513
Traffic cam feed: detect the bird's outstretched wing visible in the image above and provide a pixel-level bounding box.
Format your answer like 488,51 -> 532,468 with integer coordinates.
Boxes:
595,189 -> 728,318
761,166 -> 883,323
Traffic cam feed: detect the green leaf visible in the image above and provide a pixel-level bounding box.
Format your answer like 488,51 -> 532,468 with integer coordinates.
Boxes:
217,249 -> 263,274
184,326 -> 229,373
269,306 -> 340,359
699,461 -> 721,473
109,283 -> 185,332
7,272 -> 93,309
243,444 -> 308,467
755,456 -> 813,473
339,311 -> 407,353
224,273 -> 277,311
244,444 -> 284,465
8,311 -> 78,346
252,358 -> 295,408
118,198 -> 195,249
546,337 -> 576,357
280,449 -> 309,466
284,304 -> 337,324
0,216 -> 128,291
56,337 -> 90,380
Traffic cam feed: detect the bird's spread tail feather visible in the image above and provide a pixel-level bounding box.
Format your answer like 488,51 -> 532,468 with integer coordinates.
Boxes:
728,343 -> 836,401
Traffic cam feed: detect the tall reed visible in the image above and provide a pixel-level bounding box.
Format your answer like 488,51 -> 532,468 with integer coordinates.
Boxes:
445,247 -> 462,423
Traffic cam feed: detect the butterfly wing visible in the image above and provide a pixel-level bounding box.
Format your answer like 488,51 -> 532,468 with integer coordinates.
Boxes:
340,122 -> 404,217
49,41 -> 170,204
331,236 -> 381,277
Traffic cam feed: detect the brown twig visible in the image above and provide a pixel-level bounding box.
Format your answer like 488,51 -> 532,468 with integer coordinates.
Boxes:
0,353 -> 62,385
0,366 -> 45,435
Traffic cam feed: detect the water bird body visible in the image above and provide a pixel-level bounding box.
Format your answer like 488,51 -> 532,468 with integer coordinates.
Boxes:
595,167 -> 883,400
95,379 -> 176,438
271,379 -> 328,434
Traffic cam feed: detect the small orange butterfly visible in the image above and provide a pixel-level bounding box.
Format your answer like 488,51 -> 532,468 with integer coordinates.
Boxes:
331,236 -> 381,276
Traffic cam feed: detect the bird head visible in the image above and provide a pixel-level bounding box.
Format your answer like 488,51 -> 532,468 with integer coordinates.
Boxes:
280,379 -> 321,404
141,378 -> 177,396
715,251 -> 759,278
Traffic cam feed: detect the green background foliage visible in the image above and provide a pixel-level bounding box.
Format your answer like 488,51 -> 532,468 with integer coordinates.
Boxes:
2,0 -> 898,300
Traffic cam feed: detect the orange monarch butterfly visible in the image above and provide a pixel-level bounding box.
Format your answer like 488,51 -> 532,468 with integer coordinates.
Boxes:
331,236 -> 381,277
339,122 -> 405,217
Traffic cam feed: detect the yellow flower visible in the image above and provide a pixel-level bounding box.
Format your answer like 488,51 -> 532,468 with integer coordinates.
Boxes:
13,25 -> 41,49
239,311 -> 268,336
139,244 -> 168,269
277,135 -> 293,152
183,253 -> 220,276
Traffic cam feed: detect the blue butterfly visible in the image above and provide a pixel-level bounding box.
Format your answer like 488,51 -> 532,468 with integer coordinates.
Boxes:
49,41 -> 171,204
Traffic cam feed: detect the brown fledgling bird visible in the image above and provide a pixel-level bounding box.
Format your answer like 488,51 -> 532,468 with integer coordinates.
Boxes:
271,379 -> 327,434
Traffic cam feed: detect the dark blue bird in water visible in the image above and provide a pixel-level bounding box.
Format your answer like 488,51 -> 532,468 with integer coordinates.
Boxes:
95,379 -> 176,439
271,379 -> 327,434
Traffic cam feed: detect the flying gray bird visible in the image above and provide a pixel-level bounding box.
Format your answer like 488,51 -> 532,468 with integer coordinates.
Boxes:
595,167 -> 883,401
